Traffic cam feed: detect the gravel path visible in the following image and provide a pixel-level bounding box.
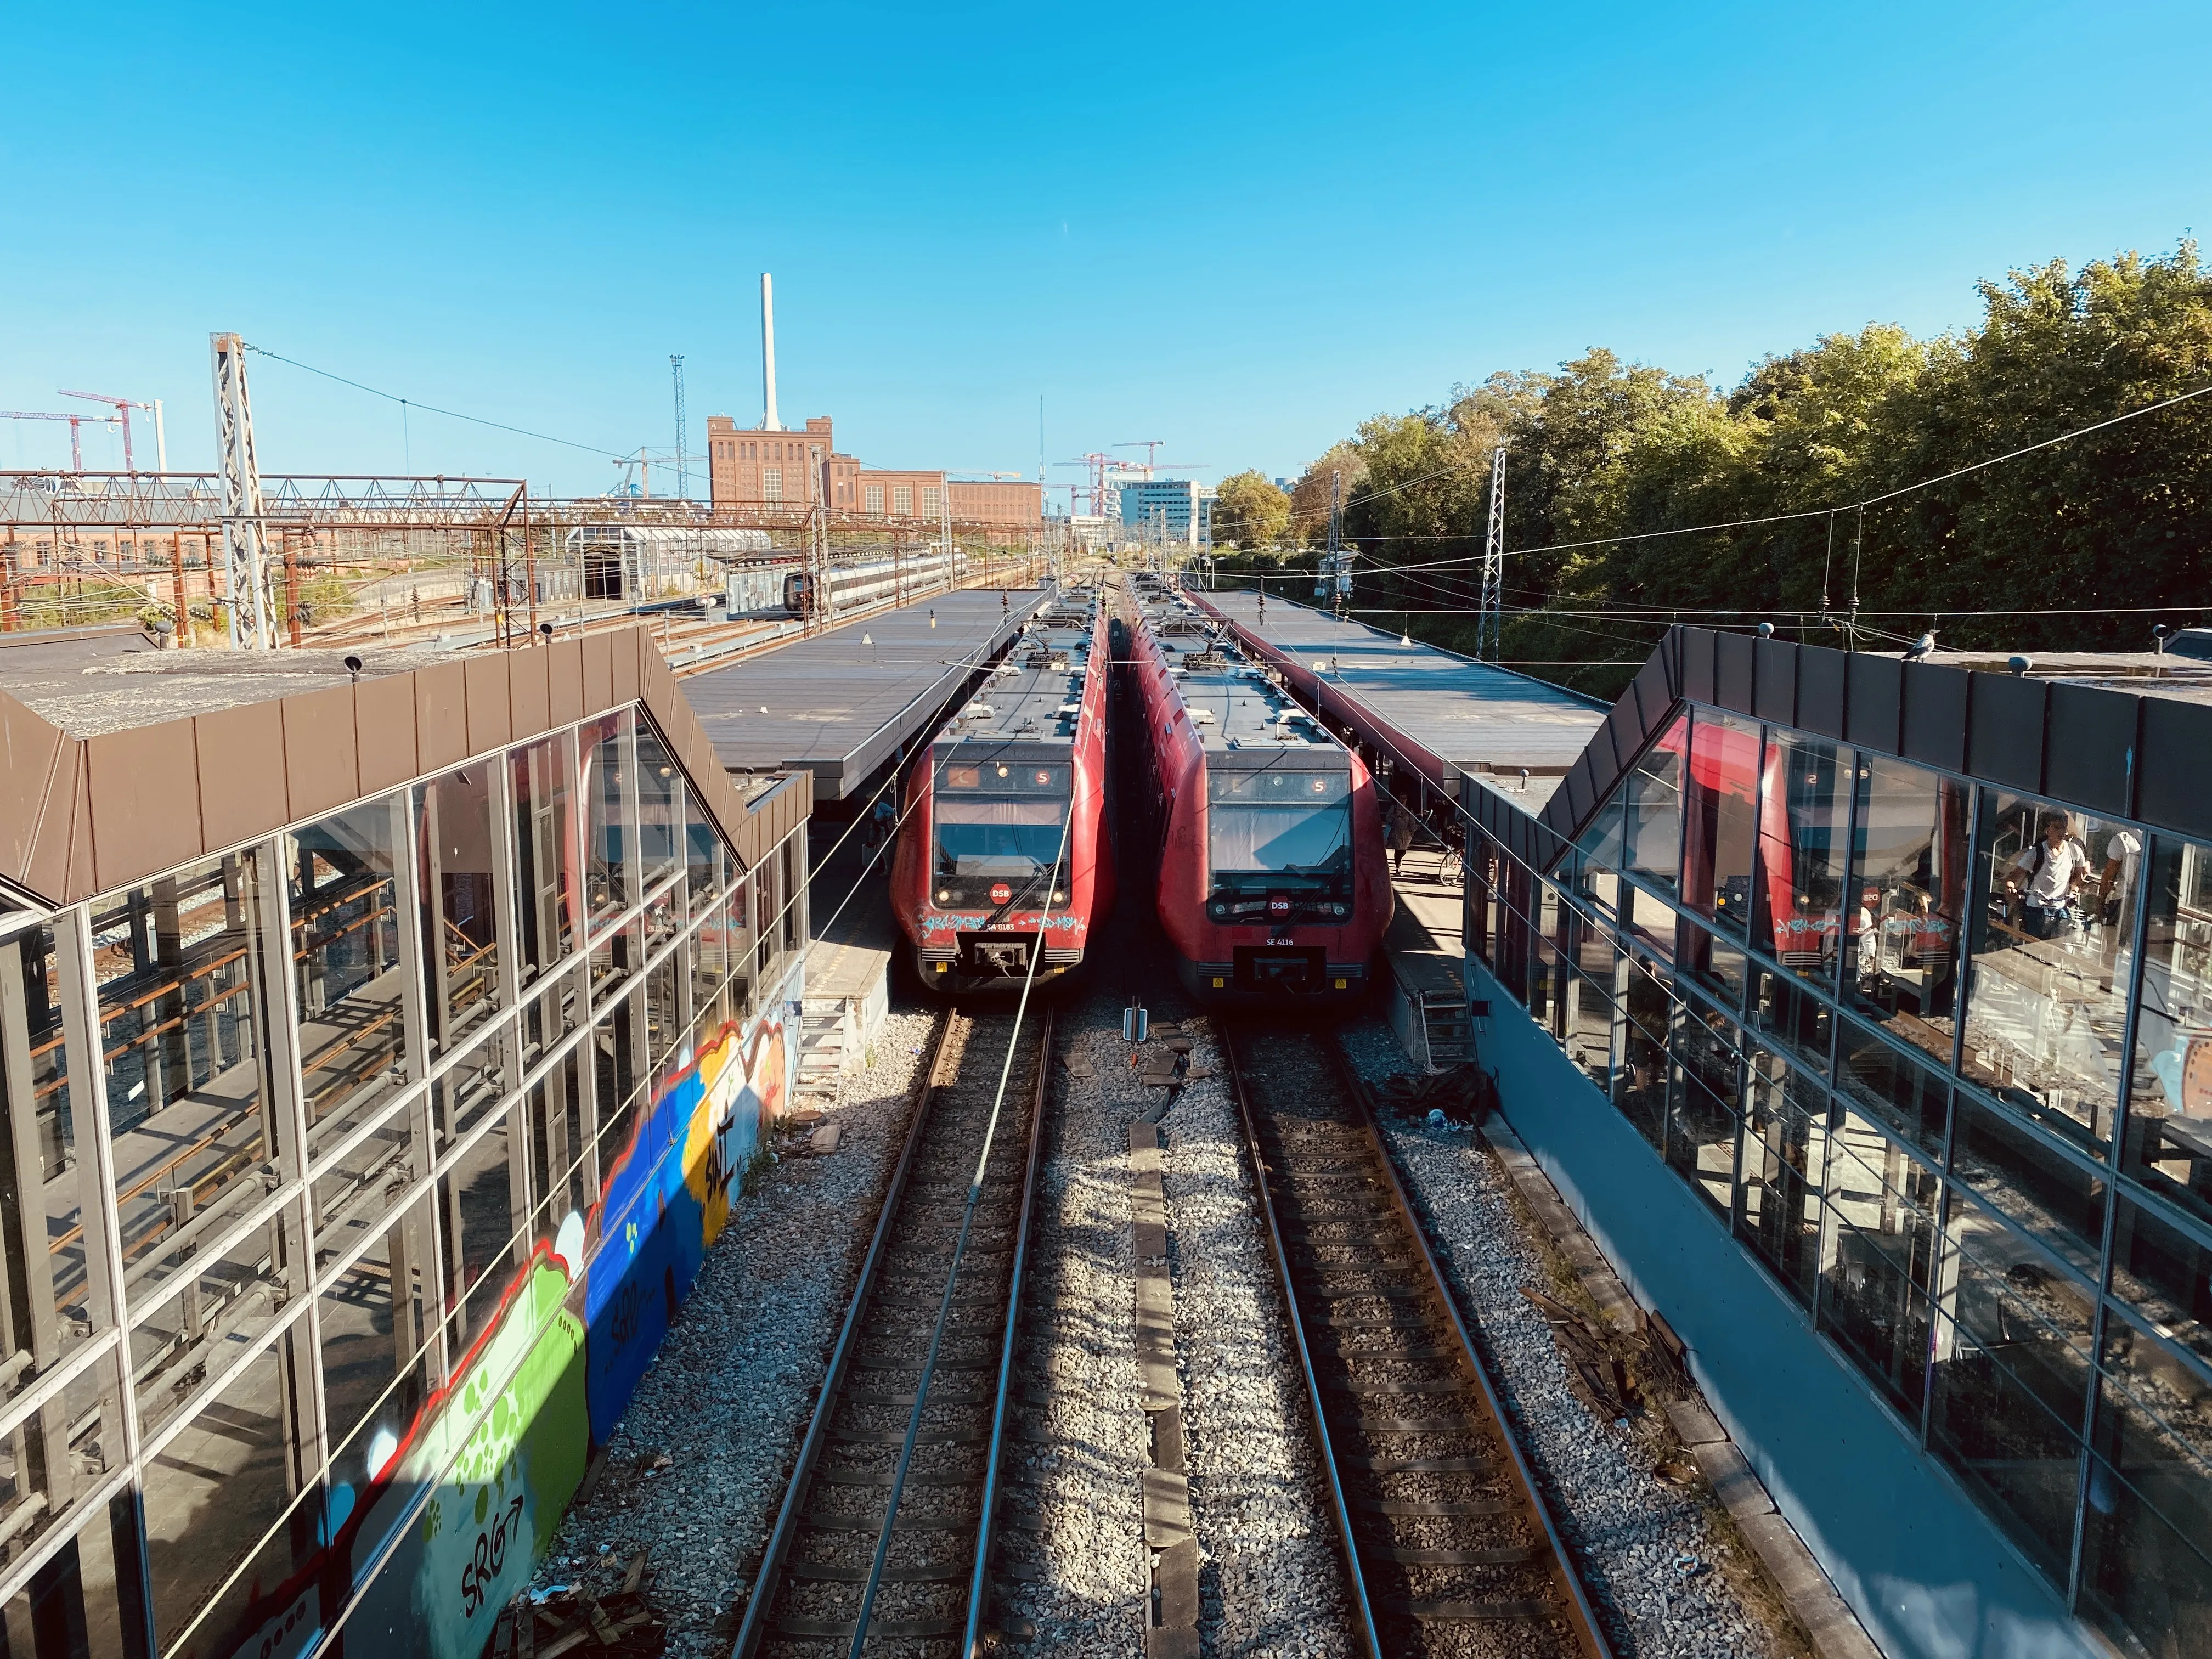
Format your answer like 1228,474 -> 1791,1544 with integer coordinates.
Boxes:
993,1008 -> 1150,1657
1160,1017 -> 1357,1659
1339,1015 -> 1785,1659
528,1008 -> 939,1659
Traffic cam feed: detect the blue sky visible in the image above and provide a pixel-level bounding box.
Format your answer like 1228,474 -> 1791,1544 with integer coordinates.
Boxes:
2,1 -> 2205,500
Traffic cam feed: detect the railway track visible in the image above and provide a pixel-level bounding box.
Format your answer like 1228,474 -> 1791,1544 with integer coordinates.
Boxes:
734,1005 -> 1053,1657
1223,1022 -> 1612,1659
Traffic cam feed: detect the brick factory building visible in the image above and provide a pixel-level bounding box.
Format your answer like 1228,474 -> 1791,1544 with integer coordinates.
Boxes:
702,415 -> 1040,532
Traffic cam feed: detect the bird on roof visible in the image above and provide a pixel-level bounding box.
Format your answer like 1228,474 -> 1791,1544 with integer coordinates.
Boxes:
1903,630 -> 1936,661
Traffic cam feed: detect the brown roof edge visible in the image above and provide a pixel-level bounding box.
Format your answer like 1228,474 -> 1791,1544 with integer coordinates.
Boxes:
0,626 -> 805,909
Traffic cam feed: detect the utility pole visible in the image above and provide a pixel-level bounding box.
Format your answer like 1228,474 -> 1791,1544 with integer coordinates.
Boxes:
1476,446 -> 1506,663
670,356 -> 689,500
1325,470 -> 1349,619
210,332 -> 274,648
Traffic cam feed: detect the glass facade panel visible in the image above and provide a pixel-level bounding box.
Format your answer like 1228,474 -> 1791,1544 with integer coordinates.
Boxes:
437,1104 -> 520,1356
1752,732 -> 1854,989
581,710 -> 632,931
1683,707 -> 1760,939
1833,1014 -> 1951,1160
416,768 -> 504,1053
2125,832 -> 2212,1233
0,1347 -> 126,1568
1620,714 -> 1686,895
2108,1194 -> 2212,1376
290,799 -> 409,1175
93,853 -> 279,1312
1748,963 -> 1832,1076
1676,918 -> 1745,1009
317,1194 -> 433,1494
143,1329 -> 317,1659
1735,1041 -> 1826,1304
1844,754 -> 1967,1049
1613,947 -> 1671,1153
509,737 -> 576,986
1666,1005 -> 1741,1215
0,927 -> 105,1404
633,725 -> 681,891
129,1198 -> 305,1440
1961,792 -> 2133,1154
0,1489 -> 146,1659
1819,1111 -> 1938,1419
1951,1096 -> 2108,1283
0,698 -> 804,1659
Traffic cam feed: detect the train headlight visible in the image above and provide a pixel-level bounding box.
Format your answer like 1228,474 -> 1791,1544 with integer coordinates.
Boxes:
1052,889 -> 1065,903
936,889 -> 950,901
1331,902 -> 1348,917
1209,902 -> 1226,918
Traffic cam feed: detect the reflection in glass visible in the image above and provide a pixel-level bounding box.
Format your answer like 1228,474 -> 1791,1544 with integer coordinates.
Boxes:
416,766 -> 503,1052
2108,1195 -> 2212,1377
1819,1112 -> 1938,1419
1961,792 -> 2133,1155
1736,1042 -> 1826,1304
1677,918 -> 1746,1009
1928,1185 -> 2095,1577
1564,911 -> 1617,1089
2124,833 -> 2212,1234
1749,964 -> 1832,1076
1666,1004 -> 1741,1215
1620,714 -> 1686,895
1752,732 -> 1854,988
312,1096 -> 417,1262
1833,1016 -> 1950,1160
431,1023 -> 507,1155
1613,950 -> 1671,1153
1950,1097 -> 2107,1283
527,1049 -> 591,1250
1844,755 -> 1967,1048
142,1329 -> 317,1659
1683,707 -> 1760,940
593,988 -> 644,1180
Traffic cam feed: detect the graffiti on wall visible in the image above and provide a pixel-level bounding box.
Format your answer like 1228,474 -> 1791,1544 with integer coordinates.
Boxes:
204,1003 -> 795,1659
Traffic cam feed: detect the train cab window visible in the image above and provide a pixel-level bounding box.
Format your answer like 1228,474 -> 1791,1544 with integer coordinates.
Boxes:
1206,769 -> 1353,919
933,763 -> 1071,901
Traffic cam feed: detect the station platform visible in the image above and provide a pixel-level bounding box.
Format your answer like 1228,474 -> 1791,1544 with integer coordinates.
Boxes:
1381,854 -> 1473,1070
795,808 -> 902,1093
1197,591 -> 1607,809
684,588 -> 1048,802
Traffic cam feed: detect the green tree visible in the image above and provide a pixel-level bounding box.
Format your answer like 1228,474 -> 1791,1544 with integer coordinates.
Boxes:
1211,470 -> 1292,549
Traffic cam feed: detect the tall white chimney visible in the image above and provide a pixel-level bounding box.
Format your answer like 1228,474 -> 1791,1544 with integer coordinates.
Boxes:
760,272 -> 781,431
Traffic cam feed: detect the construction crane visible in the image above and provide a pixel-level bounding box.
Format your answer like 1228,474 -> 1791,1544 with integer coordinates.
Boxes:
59,390 -> 165,472
0,410 -> 95,471
669,357 -> 688,500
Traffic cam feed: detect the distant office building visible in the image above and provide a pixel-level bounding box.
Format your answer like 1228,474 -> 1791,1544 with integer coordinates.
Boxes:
1118,479 -> 1214,547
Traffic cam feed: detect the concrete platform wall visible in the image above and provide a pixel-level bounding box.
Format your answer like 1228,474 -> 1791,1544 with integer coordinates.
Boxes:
1463,957 -> 2104,1659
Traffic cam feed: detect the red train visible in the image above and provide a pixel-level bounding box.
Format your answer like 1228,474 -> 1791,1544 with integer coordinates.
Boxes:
1125,580 -> 1391,1003
890,588 -> 1114,993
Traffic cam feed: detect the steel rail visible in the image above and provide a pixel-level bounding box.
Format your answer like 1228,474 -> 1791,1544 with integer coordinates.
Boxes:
730,1007 -> 956,1659
1221,1023 -> 1387,1659
1331,1045 -> 1613,1659
1222,1022 -> 1613,1659
959,1006 -> 1054,1657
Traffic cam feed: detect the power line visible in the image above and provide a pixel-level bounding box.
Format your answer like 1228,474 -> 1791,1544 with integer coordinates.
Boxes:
244,342 -> 632,464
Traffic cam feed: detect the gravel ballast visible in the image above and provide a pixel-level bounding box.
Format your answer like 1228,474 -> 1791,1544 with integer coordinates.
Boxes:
527,1008 -> 939,1659
1340,1015 -> 1788,1659
1157,1018 -> 1358,1659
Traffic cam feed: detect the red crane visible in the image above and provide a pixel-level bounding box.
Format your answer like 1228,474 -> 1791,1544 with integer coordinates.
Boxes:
59,390 -> 164,472
0,410 -> 93,471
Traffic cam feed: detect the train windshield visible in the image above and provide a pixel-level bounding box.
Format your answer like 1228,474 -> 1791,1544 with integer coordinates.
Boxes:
1208,769 -> 1352,887
934,762 -> 1071,876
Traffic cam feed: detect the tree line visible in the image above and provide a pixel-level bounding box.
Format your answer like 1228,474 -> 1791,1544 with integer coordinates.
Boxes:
1207,242 -> 2212,696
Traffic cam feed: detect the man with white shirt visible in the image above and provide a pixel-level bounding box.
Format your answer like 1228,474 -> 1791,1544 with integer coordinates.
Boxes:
2006,811 -> 2091,940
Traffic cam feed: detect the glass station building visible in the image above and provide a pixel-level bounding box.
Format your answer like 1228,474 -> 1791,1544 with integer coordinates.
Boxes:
0,629 -> 810,1659
1462,628 -> 2212,1659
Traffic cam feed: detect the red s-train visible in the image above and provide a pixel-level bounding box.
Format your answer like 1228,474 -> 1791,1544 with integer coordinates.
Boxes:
890,588 -> 1114,993
1125,579 -> 1390,1003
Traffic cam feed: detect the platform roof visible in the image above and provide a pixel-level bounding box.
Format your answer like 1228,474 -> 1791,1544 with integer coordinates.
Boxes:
682,587 -> 1048,799
1198,592 -> 1607,806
